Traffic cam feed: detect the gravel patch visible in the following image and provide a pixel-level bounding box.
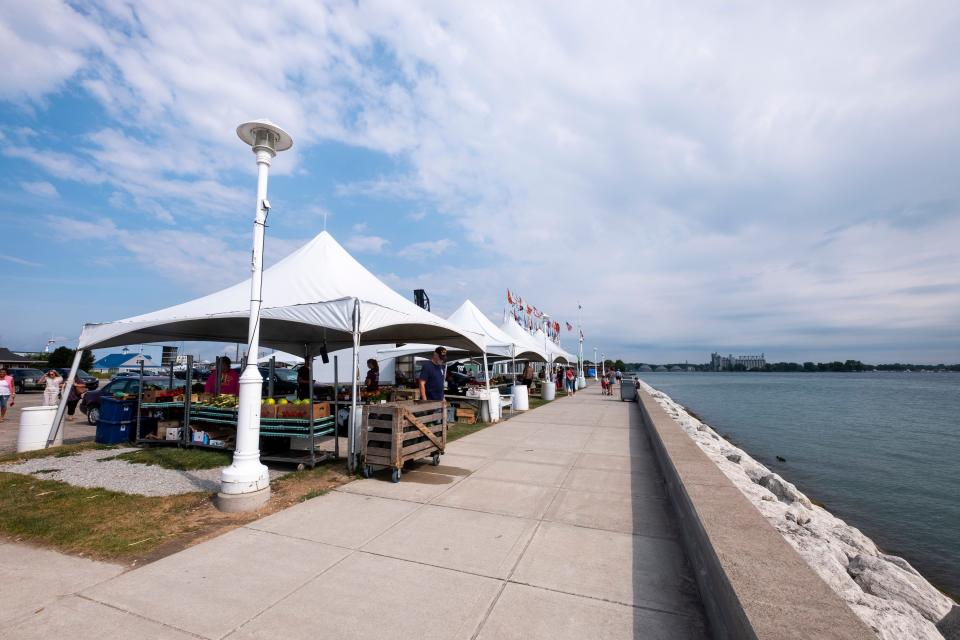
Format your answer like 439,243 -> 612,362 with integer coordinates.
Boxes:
0,448 -> 288,497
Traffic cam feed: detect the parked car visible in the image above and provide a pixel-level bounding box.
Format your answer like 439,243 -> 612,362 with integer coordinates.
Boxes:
54,368 -> 100,390
80,376 -> 185,425
8,368 -> 46,393
259,367 -> 299,397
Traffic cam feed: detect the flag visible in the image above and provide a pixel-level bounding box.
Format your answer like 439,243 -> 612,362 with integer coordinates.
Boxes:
507,289 -> 514,304
566,322 -> 573,331
526,304 -> 532,315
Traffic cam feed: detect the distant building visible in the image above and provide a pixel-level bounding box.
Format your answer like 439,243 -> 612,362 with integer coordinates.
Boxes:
92,353 -> 153,374
0,347 -> 42,368
711,352 -> 766,371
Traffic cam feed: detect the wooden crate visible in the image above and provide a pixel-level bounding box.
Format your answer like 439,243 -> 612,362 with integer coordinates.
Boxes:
390,388 -> 421,402
362,400 -> 446,482
455,407 -> 477,424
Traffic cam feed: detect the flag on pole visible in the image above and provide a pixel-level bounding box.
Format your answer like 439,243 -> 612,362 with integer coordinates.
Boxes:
507,289 -> 514,304
566,322 -> 573,331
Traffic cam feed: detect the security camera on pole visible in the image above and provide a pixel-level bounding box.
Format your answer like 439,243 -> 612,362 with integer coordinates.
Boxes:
217,119 -> 293,512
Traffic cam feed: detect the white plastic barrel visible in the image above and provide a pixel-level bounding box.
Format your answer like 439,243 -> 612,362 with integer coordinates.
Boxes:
17,406 -> 60,452
541,381 -> 556,401
511,384 -> 529,410
479,389 -> 501,422
577,376 -> 586,390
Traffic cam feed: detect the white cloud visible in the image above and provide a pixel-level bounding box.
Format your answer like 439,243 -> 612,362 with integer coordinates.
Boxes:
407,211 -> 427,221
352,222 -> 368,233
345,234 -> 389,254
395,238 -> 454,260
0,255 -> 42,267
21,181 -> 58,198
6,1 -> 960,361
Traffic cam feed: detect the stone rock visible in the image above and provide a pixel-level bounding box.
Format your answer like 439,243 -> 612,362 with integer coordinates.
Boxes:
848,554 -> 954,624
850,596 -> 945,640
759,472 -> 814,508
760,494 -> 775,501
786,505 -> 812,526
725,452 -> 742,464
937,604 -> 960,640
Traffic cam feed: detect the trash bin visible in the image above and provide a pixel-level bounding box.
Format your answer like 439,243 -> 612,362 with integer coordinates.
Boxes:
18,406 -> 59,452
620,379 -> 638,402
541,381 -> 556,401
511,384 -> 529,410
479,389 -> 501,422
576,376 -> 586,390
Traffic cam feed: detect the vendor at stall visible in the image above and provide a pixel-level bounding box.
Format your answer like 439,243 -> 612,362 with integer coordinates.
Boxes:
297,364 -> 311,400
364,359 -> 380,392
204,357 -> 240,395
417,347 -> 447,401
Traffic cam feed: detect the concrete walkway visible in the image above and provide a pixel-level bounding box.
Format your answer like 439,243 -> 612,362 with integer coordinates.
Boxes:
2,384 -> 708,639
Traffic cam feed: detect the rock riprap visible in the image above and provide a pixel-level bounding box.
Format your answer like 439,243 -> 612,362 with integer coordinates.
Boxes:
639,381 -> 957,640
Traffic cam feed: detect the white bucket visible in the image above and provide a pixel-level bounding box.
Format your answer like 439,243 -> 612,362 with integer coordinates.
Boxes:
541,381 -> 556,401
577,376 -> 586,390
18,406 -> 60,452
511,384 -> 529,411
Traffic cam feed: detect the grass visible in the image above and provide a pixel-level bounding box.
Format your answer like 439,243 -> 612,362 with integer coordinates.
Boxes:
447,420 -> 495,442
0,447 -> 351,564
100,447 -> 232,470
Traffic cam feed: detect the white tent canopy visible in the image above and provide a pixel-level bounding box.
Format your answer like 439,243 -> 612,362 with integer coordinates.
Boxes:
377,300 -> 547,363
77,231 -> 483,354
499,318 -> 550,362
257,351 -> 304,365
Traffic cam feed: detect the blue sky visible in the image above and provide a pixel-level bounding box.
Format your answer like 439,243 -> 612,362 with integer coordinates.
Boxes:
3,1 -> 960,365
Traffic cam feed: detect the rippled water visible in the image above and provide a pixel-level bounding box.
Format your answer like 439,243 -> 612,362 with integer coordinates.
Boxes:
639,371 -> 960,598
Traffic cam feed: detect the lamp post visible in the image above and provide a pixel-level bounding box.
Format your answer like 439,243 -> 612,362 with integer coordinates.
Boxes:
217,119 -> 293,512
593,347 -> 598,378
601,353 -> 605,377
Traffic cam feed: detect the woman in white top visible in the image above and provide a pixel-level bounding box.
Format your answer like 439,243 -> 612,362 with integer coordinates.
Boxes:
0,369 -> 14,422
43,370 -> 63,407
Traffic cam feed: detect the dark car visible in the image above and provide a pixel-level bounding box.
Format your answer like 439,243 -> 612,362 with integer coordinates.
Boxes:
260,367 -> 299,397
55,368 -> 100,390
80,376 -> 185,425
8,368 -> 45,393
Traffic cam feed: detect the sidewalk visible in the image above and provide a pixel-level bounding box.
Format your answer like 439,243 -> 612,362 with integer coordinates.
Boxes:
1,384 -> 708,639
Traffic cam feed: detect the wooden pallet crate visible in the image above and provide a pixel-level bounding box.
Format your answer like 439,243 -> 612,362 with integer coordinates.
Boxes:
361,400 -> 446,482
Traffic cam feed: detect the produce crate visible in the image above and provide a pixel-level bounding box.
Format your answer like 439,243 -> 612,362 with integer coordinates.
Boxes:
361,400 -> 446,483
390,388 -> 421,402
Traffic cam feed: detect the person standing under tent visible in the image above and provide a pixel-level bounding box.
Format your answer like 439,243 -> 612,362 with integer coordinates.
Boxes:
296,364 -> 311,401
0,369 -> 14,423
364,359 -> 380,393
521,363 -> 534,389
417,347 -> 447,401
43,370 -> 63,406
205,357 -> 240,395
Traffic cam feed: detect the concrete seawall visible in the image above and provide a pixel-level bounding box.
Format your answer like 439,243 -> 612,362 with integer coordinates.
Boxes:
635,387 -> 875,639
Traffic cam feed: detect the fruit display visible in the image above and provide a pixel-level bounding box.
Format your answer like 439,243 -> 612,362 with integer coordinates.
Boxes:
207,394 -> 239,408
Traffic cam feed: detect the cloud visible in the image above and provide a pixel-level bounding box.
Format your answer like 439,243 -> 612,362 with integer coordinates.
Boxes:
345,234 -> 389,254
0,255 -> 42,267
5,1 -> 960,362
395,238 -> 454,260
21,180 -> 58,197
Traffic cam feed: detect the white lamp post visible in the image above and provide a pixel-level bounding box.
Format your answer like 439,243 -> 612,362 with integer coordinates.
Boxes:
601,353 -> 606,377
217,119 -> 293,512
593,347 -> 598,378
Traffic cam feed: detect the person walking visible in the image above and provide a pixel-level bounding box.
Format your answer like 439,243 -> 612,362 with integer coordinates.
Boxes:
606,369 -> 617,395
615,370 -> 623,383
0,369 -> 14,423
43,369 -> 64,406
66,378 -> 87,422
565,366 -> 576,396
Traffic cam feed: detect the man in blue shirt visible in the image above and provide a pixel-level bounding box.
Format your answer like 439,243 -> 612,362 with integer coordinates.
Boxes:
417,347 -> 447,401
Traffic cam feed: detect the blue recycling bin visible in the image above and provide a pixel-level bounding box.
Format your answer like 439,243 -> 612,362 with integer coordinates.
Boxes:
96,397 -> 137,444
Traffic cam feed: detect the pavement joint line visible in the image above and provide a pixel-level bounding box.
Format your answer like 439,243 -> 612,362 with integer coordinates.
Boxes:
502,577 -> 704,621
73,593 -> 209,639
219,544 -> 360,640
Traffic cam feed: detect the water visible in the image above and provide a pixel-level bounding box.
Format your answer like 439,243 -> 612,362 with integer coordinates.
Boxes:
639,371 -> 960,598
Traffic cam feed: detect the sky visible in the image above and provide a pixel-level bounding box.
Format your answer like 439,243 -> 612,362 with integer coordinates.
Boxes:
3,0 -> 960,365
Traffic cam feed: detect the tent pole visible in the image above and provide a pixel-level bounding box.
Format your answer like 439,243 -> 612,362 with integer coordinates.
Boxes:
333,355 -> 339,460
348,298 -> 361,474
47,349 -> 82,446
305,344 -> 315,468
